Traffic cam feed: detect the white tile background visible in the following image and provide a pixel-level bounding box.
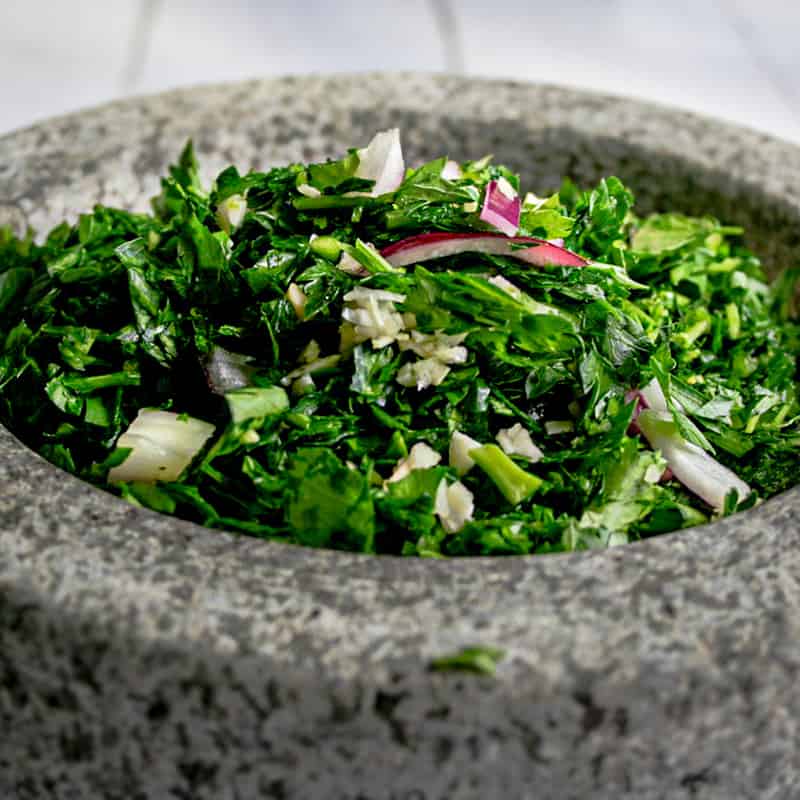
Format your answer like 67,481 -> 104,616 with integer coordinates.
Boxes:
3,1 -> 800,142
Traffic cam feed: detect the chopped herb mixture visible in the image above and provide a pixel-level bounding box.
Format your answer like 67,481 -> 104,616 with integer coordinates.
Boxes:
1,130 -> 798,555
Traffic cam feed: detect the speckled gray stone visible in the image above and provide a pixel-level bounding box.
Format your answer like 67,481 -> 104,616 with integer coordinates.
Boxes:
1,74 -> 799,800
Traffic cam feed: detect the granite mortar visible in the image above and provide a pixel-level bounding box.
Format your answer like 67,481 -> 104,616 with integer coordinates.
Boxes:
1,74 -> 799,799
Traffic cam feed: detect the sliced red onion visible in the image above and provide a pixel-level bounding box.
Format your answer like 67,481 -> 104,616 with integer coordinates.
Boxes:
627,383 -> 678,481
640,377 -> 668,413
480,179 -> 521,236
625,389 -> 646,434
381,232 -> 587,269
337,250 -> 369,277
108,410 -> 215,484
637,410 -> 751,511
440,159 -> 463,181
625,388 -> 644,408
626,378 -> 667,434
355,128 -> 405,196
204,346 -> 254,395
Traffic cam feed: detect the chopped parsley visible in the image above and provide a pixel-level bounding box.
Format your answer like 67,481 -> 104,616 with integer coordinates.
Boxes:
430,646 -> 507,676
0,131 -> 797,556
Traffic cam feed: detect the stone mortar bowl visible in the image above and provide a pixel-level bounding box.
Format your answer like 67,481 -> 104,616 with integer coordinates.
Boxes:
1,74 -> 799,800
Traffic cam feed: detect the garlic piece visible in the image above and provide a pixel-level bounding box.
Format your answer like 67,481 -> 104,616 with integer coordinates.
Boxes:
449,431 -> 482,476
496,423 -> 543,463
342,286 -> 407,348
396,358 -> 451,390
387,442 -> 442,484
216,194 -> 247,232
434,478 -> 475,533
398,330 -> 468,364
286,283 -> 307,320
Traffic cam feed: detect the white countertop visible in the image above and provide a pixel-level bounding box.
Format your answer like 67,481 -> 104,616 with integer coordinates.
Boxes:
3,0 -> 800,142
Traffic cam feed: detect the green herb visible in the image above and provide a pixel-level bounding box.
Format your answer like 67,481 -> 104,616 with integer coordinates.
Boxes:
430,646 -> 507,676
470,444 -> 543,505
1,133 -> 797,556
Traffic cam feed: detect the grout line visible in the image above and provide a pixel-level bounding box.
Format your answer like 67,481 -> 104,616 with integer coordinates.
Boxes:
716,0 -> 800,125
428,0 -> 466,74
119,0 -> 162,92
